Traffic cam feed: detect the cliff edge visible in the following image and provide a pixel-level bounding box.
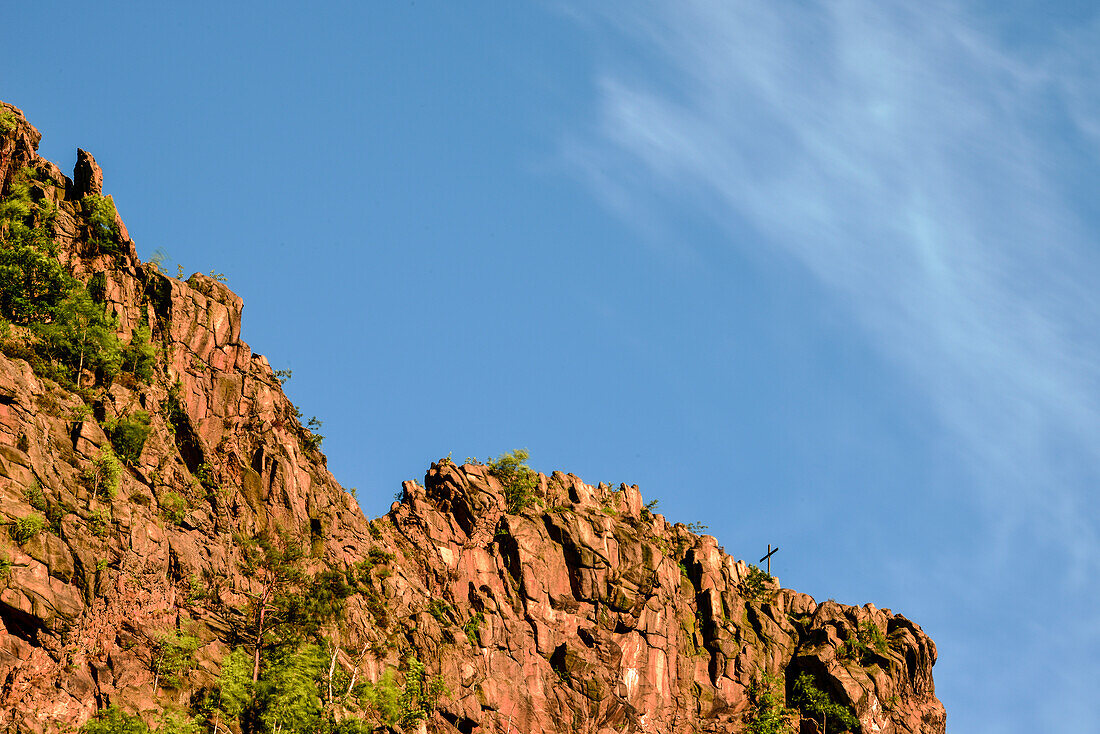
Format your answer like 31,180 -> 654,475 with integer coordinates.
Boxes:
0,102 -> 945,734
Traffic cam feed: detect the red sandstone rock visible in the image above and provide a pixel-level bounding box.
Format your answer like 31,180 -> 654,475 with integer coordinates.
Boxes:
72,149 -> 103,199
0,103 -> 945,734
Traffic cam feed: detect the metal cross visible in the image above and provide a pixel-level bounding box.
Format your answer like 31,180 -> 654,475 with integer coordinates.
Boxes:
759,544 -> 779,575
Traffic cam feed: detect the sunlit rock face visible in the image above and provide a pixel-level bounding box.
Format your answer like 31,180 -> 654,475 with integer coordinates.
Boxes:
0,102 -> 945,734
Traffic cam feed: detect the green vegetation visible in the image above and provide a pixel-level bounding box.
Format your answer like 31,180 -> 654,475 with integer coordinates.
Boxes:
235,530 -> 310,682
184,574 -> 208,604
358,668 -> 402,725
89,509 -> 110,537
201,642 -> 399,733
146,247 -> 169,276
82,194 -> 120,253
0,106 -> 17,133
68,522 -> 438,734
739,564 -> 776,602
79,706 -> 200,734
0,168 -> 69,324
209,647 -> 253,728
427,599 -> 454,626
83,446 -> 123,500
463,611 -> 484,645
253,644 -> 329,733
488,448 -> 538,513
0,554 -> 11,580
122,324 -> 156,382
69,403 -> 93,422
743,672 -> 795,734
152,630 -> 200,690
193,462 -> 218,492
25,481 -> 46,512
34,286 -> 122,387
302,416 -> 324,452
105,411 -> 152,465
0,167 -> 157,392
160,491 -> 189,524
80,706 -> 150,734
790,671 -> 859,733
839,619 -> 889,664
398,656 -> 446,729
9,514 -> 45,544
45,497 -> 69,533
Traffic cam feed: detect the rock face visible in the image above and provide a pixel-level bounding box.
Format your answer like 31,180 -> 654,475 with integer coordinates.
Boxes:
0,102 -> 946,734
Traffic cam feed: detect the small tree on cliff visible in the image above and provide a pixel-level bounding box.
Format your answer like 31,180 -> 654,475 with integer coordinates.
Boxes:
82,194 -> 121,253
0,168 -> 71,324
744,672 -> 795,734
487,449 -> 538,514
35,287 -> 122,387
236,530 -> 307,682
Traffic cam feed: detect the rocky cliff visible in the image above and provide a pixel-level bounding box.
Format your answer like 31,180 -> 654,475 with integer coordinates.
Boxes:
0,102 -> 946,734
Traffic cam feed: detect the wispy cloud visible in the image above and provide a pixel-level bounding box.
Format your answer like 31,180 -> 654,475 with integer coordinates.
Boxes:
571,0 -> 1100,571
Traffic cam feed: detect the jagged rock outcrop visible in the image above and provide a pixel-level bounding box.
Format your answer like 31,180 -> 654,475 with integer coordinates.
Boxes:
0,101 -> 945,734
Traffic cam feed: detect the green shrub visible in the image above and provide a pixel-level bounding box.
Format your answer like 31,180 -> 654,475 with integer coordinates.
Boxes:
69,403 -> 93,422
185,574 -> 208,604
368,546 -> 394,565
80,706 -> 150,733
0,106 -> 17,133
739,564 -> 775,602
744,672 -> 795,734
399,657 -> 446,728
255,644 -> 325,733
463,611 -> 484,645
34,286 -> 122,385
153,712 -> 200,734
160,491 -> 189,524
9,514 -> 45,544
24,482 -> 46,512
122,324 -> 156,382
0,554 -> 11,580
790,671 -> 859,733
298,570 -> 354,629
358,667 -> 402,725
839,619 -> 889,664
83,446 -> 122,499
104,411 -> 151,465
80,707 -> 199,734
152,629 -> 200,689
427,599 -> 453,626
193,462 -> 218,491
212,647 -> 254,723
301,416 -> 324,452
82,194 -> 120,253
45,498 -> 68,533
88,509 -> 110,537
488,448 -> 538,514
0,170 -> 71,324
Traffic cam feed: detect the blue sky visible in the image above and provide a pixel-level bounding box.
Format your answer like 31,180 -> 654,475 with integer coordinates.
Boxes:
4,2 -> 1098,731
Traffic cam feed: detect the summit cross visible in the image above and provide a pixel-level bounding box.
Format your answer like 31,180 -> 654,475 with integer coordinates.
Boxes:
759,544 -> 779,575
